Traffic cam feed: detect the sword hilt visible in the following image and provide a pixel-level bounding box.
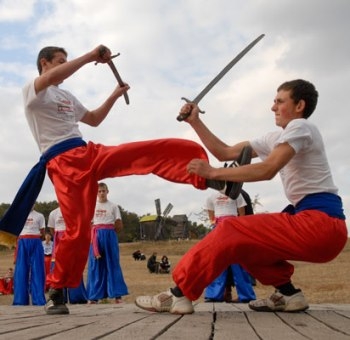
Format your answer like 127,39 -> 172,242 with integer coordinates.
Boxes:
176,97 -> 205,121
94,46 -> 120,65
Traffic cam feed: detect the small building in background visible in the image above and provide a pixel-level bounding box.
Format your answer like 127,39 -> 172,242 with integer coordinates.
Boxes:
139,215 -> 159,240
171,215 -> 189,239
139,214 -> 188,240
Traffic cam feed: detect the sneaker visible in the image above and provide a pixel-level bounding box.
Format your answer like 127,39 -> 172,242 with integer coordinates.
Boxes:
248,290 -> 309,312
135,289 -> 194,314
45,288 -> 70,315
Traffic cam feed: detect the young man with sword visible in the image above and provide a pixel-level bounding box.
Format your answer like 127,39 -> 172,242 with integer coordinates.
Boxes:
0,44 -> 238,314
136,81 -> 347,312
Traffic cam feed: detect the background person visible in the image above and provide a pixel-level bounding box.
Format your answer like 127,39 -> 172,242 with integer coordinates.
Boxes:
204,190 -> 256,303
147,252 -> 160,274
13,206 -> 46,306
48,206 -> 88,304
42,232 -> 53,292
159,255 -> 171,274
86,182 -> 128,304
0,268 -> 14,295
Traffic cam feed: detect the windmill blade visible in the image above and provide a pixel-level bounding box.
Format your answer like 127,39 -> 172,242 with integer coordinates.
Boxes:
163,203 -> 173,217
155,198 -> 161,216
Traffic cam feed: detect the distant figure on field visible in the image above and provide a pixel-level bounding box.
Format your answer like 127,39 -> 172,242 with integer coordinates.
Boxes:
147,252 -> 160,273
159,255 -> 171,274
133,250 -> 146,261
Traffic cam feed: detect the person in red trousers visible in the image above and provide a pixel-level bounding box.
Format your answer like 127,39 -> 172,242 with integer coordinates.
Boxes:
8,44 -> 227,315
135,79 -> 347,315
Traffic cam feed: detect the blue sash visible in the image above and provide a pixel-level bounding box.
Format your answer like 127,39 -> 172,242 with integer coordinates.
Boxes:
0,138 -> 86,236
282,192 -> 345,220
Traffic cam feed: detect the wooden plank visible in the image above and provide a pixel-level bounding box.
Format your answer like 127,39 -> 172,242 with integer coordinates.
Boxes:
155,310 -> 213,339
307,310 -> 350,335
36,305 -> 154,339
0,304 -> 350,339
47,311 -> 180,339
98,313 -> 184,339
278,311 -> 350,340
246,311 -> 308,340
214,311 -> 260,340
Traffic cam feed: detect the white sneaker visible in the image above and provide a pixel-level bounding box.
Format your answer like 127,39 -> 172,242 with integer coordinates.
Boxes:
249,290 -> 309,312
135,289 -> 194,314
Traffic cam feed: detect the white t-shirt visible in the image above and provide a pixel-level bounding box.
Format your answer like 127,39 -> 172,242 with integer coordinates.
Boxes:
42,240 -> 54,255
206,192 -> 246,217
250,118 -> 338,205
20,210 -> 46,236
48,207 -> 66,232
22,80 -> 87,153
93,200 -> 121,225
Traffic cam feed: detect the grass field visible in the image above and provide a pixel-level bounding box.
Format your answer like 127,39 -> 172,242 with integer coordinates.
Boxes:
1,238 -> 349,305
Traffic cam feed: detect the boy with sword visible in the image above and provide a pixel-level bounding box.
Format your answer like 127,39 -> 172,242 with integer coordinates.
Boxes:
136,80 -> 347,314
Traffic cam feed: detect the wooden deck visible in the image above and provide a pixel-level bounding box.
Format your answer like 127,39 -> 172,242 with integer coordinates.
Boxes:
0,303 -> 349,339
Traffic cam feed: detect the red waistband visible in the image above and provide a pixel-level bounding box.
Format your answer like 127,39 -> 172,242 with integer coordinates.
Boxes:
18,235 -> 41,239
92,224 -> 115,230
91,224 -> 115,258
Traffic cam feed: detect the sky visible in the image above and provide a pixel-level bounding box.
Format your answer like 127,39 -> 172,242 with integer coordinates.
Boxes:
0,0 -> 349,230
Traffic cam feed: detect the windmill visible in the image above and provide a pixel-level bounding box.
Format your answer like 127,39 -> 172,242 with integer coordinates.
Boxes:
154,198 -> 173,240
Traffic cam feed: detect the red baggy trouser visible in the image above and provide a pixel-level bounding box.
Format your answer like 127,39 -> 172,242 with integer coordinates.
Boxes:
46,138 -> 208,288
173,210 -> 348,301
44,255 -> 52,291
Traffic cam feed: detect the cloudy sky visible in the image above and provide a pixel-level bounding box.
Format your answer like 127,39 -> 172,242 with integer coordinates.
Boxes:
0,0 -> 349,230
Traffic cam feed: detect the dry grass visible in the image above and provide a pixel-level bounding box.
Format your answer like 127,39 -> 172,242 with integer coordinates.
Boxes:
1,239 -> 349,305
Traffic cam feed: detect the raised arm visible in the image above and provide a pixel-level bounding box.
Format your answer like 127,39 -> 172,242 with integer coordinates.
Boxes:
34,45 -> 112,94
179,102 -> 252,162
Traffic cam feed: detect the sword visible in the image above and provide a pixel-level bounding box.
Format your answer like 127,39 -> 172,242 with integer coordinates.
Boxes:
97,47 -> 130,105
177,34 -> 265,121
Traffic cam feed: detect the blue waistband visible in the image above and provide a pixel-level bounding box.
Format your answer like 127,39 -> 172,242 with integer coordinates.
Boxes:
282,193 -> 346,220
0,138 -> 86,236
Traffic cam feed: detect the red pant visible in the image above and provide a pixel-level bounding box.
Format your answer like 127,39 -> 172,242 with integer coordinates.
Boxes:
44,255 -> 52,291
173,210 -> 347,301
46,138 -> 208,288
0,278 -> 13,295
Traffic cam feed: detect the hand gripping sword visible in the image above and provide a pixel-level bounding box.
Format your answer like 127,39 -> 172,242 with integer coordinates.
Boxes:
97,47 -> 130,105
177,34 -> 265,121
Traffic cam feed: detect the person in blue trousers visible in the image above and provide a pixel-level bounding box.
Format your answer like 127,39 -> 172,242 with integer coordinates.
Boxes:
13,206 -> 46,305
48,206 -> 88,304
87,182 -> 128,303
204,190 -> 256,303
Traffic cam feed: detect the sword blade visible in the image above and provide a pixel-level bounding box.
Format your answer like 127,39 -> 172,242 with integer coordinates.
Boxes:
107,60 -> 130,105
177,34 -> 264,121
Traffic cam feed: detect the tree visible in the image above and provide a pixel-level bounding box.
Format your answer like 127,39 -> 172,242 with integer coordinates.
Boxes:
0,203 -> 10,219
118,207 -> 140,242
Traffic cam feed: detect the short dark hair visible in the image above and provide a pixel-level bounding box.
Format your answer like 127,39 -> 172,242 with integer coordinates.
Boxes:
36,46 -> 67,74
278,79 -> 318,118
98,182 -> 108,190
